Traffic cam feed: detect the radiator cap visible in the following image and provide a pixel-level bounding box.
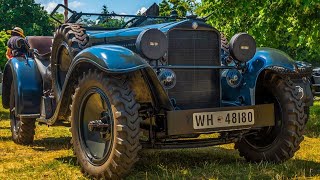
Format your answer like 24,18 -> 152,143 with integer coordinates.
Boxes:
229,33 -> 256,62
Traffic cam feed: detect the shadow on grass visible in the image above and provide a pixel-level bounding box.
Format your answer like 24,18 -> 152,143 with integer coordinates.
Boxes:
55,156 -> 78,166
52,120 -> 71,127
0,136 -> 12,141
32,137 -> 71,151
128,147 -> 320,179
0,111 -> 10,120
55,146 -> 320,179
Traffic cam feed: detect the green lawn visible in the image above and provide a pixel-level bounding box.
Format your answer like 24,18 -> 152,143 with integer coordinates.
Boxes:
0,100 -> 320,179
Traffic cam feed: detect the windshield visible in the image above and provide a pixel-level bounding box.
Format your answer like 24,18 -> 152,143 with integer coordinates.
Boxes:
50,4 -> 182,29
76,14 -> 177,29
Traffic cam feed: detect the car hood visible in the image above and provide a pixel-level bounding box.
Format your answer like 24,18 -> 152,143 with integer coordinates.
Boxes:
86,19 -> 216,45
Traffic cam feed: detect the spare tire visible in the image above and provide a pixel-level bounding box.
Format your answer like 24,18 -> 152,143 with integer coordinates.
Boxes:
51,23 -> 89,100
220,33 -> 233,65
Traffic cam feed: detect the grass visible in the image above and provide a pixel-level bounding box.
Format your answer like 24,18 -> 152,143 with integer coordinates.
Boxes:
0,100 -> 320,179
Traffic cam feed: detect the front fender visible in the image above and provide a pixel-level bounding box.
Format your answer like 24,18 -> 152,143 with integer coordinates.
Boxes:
70,45 -> 172,109
244,47 -> 297,89
2,57 -> 42,115
222,47 -> 299,105
47,44 -> 173,125
72,45 -> 150,73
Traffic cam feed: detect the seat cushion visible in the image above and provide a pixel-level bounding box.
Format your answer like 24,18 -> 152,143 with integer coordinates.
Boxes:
27,36 -> 53,55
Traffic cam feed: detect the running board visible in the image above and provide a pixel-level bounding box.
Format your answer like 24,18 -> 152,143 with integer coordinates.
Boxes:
141,138 -> 237,149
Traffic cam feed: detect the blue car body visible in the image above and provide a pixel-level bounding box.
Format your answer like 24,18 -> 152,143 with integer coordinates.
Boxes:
2,57 -> 42,116
1,19 -> 312,123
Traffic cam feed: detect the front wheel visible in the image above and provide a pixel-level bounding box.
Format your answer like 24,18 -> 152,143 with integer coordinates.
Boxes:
70,70 -> 142,179
235,73 -> 306,163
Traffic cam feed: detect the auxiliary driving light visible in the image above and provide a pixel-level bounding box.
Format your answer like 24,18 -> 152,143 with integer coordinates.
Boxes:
229,33 -> 256,63
158,69 -> 177,90
136,28 -> 168,60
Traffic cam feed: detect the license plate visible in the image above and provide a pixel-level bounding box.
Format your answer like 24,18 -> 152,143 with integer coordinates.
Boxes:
193,109 -> 254,129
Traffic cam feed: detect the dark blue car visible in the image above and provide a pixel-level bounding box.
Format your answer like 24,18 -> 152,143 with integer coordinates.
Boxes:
1,3 -> 314,179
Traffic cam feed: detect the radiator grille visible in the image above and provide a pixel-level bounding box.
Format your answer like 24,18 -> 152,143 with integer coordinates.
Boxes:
167,29 -> 220,109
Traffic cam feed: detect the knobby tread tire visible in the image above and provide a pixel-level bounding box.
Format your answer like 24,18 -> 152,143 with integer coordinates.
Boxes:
220,33 -> 233,64
10,83 -> 36,145
56,23 -> 89,53
70,69 -> 142,179
12,118 -> 36,145
51,23 -> 89,99
235,73 -> 307,163
267,66 -> 312,78
221,33 -> 229,54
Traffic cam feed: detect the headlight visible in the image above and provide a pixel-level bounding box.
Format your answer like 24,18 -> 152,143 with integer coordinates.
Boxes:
136,29 -> 168,60
229,33 -> 256,63
158,69 -> 177,90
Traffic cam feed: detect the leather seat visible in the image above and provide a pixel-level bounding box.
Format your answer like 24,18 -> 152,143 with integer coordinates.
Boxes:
26,36 -> 53,91
27,36 -> 53,55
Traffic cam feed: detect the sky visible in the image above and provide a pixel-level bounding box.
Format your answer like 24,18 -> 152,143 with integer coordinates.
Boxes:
34,0 -> 173,15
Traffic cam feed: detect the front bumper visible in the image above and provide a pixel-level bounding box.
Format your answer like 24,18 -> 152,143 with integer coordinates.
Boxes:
167,103 -> 274,136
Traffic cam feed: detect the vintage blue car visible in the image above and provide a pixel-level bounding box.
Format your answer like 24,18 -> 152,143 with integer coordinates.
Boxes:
1,3 -> 313,179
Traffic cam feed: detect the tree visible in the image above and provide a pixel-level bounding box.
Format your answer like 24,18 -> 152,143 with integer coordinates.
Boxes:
159,0 -> 199,17
0,0 -> 55,69
96,5 -> 125,28
159,0 -> 172,16
0,0 -> 54,36
197,0 -> 320,65
0,31 -> 10,69
51,13 -> 64,28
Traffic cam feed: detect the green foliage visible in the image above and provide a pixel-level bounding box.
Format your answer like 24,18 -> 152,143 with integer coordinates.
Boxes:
50,13 -> 64,28
159,0 -> 172,16
197,0 -> 320,65
99,5 -> 125,28
0,0 -> 55,69
79,5 -> 125,29
159,0 -> 199,17
0,0 -> 54,35
0,31 -> 10,70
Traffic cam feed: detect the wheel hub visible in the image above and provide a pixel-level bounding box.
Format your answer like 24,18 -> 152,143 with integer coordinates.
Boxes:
88,112 -> 112,139
79,88 -> 114,165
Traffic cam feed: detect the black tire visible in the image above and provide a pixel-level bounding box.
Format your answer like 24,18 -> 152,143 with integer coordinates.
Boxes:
9,83 -> 36,145
220,33 -> 232,65
235,73 -> 306,163
305,106 -> 310,124
221,33 -> 229,54
70,69 -> 142,179
51,23 -> 89,99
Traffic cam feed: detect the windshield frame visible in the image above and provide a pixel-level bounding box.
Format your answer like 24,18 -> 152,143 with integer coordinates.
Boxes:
50,4 -> 200,30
